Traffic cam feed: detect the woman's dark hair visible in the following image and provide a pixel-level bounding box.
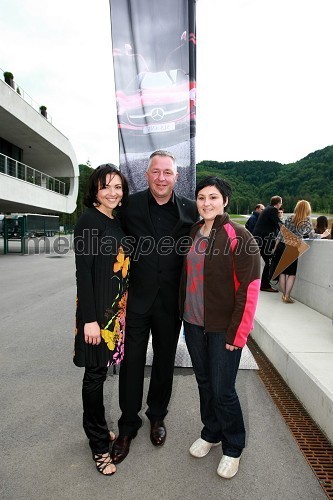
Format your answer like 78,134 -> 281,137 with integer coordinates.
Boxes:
195,176 -> 232,207
84,164 -> 129,208
315,215 -> 328,234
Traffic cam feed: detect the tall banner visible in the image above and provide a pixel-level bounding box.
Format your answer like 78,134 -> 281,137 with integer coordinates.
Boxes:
109,0 -> 196,198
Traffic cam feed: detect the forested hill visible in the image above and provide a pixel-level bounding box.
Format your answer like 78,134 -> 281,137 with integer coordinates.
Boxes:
197,145 -> 333,213
60,145 -> 333,226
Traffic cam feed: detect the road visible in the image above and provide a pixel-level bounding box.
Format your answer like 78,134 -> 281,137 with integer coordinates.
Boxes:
0,251 -> 326,499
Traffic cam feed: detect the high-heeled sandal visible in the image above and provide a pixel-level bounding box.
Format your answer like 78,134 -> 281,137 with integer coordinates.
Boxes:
284,295 -> 295,303
92,452 -> 116,476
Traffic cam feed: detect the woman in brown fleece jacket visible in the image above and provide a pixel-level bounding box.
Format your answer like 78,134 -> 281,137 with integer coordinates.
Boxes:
179,176 -> 261,479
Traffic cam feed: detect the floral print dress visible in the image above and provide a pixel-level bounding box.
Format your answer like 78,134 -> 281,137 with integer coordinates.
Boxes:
73,207 -> 129,367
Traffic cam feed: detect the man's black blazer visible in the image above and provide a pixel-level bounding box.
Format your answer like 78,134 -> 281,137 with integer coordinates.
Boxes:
253,205 -> 280,239
120,189 -> 198,314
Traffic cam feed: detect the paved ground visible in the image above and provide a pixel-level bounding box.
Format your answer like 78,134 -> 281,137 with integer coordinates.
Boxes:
0,251 -> 326,500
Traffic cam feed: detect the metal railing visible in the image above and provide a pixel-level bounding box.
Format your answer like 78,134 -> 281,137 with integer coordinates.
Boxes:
0,153 -> 66,195
1,67 -> 53,124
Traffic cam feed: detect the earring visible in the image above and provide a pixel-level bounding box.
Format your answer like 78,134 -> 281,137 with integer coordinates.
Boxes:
118,201 -> 122,207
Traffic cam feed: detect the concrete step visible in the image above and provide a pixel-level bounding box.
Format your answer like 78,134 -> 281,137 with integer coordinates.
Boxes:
146,330 -> 259,369
251,289 -> 333,444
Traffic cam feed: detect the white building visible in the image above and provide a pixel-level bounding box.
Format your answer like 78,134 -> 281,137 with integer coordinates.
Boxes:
0,74 -> 79,214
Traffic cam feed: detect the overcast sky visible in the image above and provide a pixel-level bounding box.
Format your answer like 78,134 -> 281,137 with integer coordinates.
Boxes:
1,0 -> 332,167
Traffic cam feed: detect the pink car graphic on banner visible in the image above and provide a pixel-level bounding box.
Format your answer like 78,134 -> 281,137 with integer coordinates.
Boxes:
116,69 -> 196,151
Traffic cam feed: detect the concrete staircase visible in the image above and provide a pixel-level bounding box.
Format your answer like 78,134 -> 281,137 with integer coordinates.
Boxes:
252,239 -> 333,444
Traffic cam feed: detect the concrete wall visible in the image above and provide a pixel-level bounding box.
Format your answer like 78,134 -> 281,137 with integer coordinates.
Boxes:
0,174 -> 77,214
292,239 -> 333,319
0,82 -> 78,176
0,80 -> 79,214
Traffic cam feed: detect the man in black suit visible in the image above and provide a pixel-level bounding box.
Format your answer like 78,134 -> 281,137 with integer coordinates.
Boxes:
112,150 -> 198,464
253,195 -> 282,292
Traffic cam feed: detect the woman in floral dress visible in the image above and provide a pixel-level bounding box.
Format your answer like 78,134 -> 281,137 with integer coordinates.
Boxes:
74,164 -> 129,476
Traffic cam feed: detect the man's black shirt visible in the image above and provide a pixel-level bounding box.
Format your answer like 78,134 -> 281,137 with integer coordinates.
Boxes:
148,191 -> 179,239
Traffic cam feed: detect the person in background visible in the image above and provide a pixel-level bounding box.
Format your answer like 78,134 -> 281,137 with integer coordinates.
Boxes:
269,207 -> 285,281
278,207 -> 284,224
315,215 -> 330,238
179,176 -> 261,479
245,203 -> 265,234
276,200 -> 330,303
111,150 -> 198,465
253,196 -> 283,292
74,164 -> 130,476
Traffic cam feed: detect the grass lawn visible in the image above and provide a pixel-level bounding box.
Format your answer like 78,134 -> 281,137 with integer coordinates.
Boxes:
228,213 -> 333,230
228,213 -> 247,225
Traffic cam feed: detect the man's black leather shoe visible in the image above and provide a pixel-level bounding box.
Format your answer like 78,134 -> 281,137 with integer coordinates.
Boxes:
111,433 -> 137,464
260,287 -> 278,293
150,420 -> 166,446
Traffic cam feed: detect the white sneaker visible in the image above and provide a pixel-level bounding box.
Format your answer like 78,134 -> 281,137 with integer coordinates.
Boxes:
217,455 -> 241,478
189,438 -> 221,458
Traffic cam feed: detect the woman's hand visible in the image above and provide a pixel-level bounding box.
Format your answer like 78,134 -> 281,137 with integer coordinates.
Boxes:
84,321 -> 101,345
226,343 -> 239,351
321,229 -> 330,238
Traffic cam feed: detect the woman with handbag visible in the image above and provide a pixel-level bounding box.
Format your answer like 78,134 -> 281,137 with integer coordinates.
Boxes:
276,200 -> 330,303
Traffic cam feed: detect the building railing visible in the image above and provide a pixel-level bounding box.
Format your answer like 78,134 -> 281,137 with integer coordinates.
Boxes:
0,153 -> 66,195
1,67 -> 53,124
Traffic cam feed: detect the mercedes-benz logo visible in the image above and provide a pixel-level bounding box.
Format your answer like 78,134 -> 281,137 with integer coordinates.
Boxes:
151,108 -> 164,121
